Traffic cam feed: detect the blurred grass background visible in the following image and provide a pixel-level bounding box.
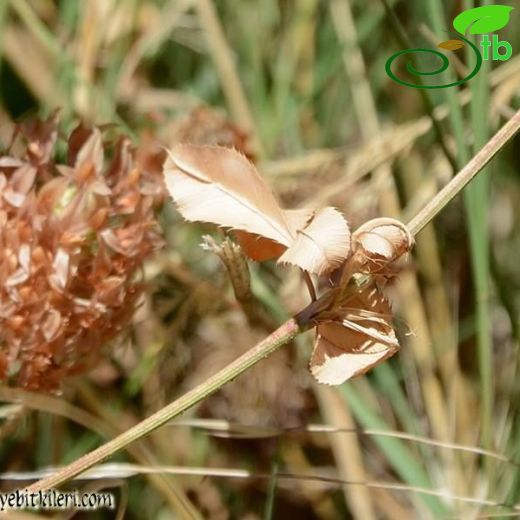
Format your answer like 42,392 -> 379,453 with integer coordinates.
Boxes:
0,0 -> 519,518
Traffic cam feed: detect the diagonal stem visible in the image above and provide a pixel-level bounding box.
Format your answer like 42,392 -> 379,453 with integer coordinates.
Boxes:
407,108 -> 520,236
26,318 -> 304,493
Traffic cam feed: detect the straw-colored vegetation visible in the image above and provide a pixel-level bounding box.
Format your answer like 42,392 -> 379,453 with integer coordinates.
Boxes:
1,1 -> 519,518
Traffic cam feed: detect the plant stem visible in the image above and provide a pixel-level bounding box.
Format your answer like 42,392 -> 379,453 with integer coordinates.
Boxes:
26,319 -> 303,492
27,109 -> 520,493
407,108 -> 520,236
302,271 -> 317,301
466,0 -> 493,455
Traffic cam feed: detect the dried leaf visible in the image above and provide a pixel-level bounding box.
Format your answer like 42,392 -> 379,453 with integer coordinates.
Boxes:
2,164 -> 37,208
17,109 -> 60,165
9,164 -> 37,196
49,248 -> 70,290
234,208 -> 314,261
5,268 -> 29,287
41,309 -> 62,342
310,284 -> 399,385
234,231 -> 287,261
278,207 -> 351,275
164,145 -> 351,274
18,244 -> 31,273
69,125 -> 104,174
163,144 -> 293,247
284,207 -> 315,233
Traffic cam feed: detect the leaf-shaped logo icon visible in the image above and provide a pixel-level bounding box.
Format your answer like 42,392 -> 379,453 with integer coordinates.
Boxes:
453,5 -> 514,35
437,39 -> 465,51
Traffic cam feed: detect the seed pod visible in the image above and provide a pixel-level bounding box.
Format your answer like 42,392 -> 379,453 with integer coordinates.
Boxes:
352,217 -> 413,274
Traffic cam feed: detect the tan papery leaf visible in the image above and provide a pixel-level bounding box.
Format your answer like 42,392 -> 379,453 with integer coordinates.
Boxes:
234,208 -> 315,261
163,145 -> 351,274
310,284 -> 399,385
234,231 -> 287,261
352,217 -> 413,273
71,126 -> 104,174
278,207 -> 351,275
163,144 -> 293,247
284,207 -> 315,233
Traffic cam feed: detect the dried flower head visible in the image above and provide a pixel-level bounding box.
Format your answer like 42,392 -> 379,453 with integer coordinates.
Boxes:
0,114 -> 164,392
162,144 -> 415,385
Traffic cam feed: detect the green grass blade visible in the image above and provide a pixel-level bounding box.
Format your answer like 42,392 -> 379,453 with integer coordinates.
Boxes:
339,384 -> 450,516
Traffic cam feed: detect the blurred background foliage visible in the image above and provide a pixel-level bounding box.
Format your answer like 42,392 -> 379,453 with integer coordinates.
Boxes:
0,0 -> 519,518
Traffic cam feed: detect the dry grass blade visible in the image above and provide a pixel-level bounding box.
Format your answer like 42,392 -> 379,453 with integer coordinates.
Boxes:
195,0 -> 263,156
0,388 -> 201,518
169,418 -> 518,465
7,463 -> 520,512
315,385 -> 376,519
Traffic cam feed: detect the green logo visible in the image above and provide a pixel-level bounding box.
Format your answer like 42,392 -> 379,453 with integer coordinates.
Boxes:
385,5 -> 514,89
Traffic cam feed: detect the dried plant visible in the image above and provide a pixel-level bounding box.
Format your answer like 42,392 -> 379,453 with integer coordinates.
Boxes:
5,1 -> 519,515
0,114 -> 163,392
163,143 -> 413,385
26,106 -> 520,498
164,144 -> 352,276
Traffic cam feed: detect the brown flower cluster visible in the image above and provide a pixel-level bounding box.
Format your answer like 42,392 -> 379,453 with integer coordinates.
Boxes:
0,113 -> 164,392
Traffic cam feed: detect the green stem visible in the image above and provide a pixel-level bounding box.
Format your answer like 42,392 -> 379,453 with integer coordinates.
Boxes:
466,0 -> 493,452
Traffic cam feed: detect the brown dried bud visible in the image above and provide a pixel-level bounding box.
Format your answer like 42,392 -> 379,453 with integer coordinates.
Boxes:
351,217 -> 414,274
